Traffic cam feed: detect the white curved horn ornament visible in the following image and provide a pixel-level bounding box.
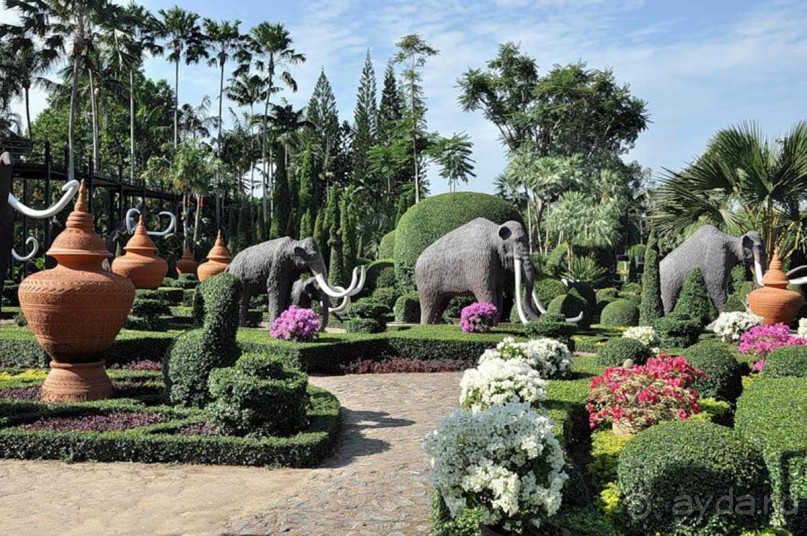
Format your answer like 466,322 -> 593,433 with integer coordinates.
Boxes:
12,236 -> 38,262
328,267 -> 367,313
126,208 -> 176,237
315,266 -> 366,299
787,265 -> 807,286
514,257 -> 530,324
9,180 -> 79,219
753,258 -> 765,286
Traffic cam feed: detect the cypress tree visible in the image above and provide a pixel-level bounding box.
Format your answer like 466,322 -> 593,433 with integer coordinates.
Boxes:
297,145 -> 317,219
313,210 -> 326,251
340,189 -> 357,274
327,189 -> 347,286
674,268 -> 717,326
305,70 -> 339,197
236,200 -> 252,252
639,232 -> 664,325
270,146 -> 290,239
378,61 -> 404,145
352,50 -> 378,187
300,209 -> 313,238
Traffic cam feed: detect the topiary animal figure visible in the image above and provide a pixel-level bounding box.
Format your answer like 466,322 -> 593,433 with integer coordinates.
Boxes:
673,268 -> 717,326
165,273 -> 242,407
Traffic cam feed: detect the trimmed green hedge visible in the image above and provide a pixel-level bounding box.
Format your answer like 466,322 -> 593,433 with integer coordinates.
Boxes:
596,337 -> 651,367
534,277 -> 568,308
394,292 -> 420,323
599,300 -> 640,327
682,340 -> 743,402
618,420 -> 770,535
653,314 -> 701,349
0,386 -> 340,467
674,268 -> 716,326
764,346 -> 807,378
548,289 -> 591,329
361,259 -> 395,297
378,231 -> 396,260
735,377 -> 807,532
393,192 -> 522,290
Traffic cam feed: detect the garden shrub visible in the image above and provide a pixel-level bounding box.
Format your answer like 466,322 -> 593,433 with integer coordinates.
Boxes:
159,287 -> 184,305
599,299 -> 640,327
165,273 -> 242,407
738,281 -> 755,302
394,192 -> 522,290
721,294 -> 746,312
361,259 -> 395,297
377,231 -> 395,260
620,281 -> 641,296
534,277 -> 567,308
589,429 -> 633,492
459,302 -> 498,333
345,317 -> 385,334
208,352 -> 309,437
735,377 -> 807,532
270,306 -> 320,342
548,288 -> 590,329
349,298 -> 390,323
764,345 -> 807,378
729,264 -> 749,294
618,420 -> 770,535
595,337 -> 651,367
567,280 -> 597,313
639,232 -> 663,325
596,288 -> 619,301
674,268 -> 717,326
524,313 -> 577,351
652,314 -> 701,349
442,296 -> 476,322
394,292 -> 420,323
371,286 -> 398,310
682,340 -> 743,401
125,289 -> 172,331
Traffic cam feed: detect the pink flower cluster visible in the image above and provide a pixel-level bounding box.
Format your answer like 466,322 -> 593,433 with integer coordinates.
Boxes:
738,323 -> 807,358
460,302 -> 499,333
270,306 -> 320,342
586,354 -> 705,432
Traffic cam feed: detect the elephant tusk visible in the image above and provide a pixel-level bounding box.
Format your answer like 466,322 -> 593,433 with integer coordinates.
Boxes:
788,276 -> 807,286
346,266 -> 367,297
9,180 -> 79,219
788,265 -> 807,279
126,209 -> 176,237
329,290 -> 351,314
12,236 -> 38,262
314,266 -> 365,299
513,257 -> 530,324
753,258 -> 765,286
531,289 -> 548,314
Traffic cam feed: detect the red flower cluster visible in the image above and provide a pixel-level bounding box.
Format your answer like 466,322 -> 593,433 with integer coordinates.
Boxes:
586,354 -> 705,431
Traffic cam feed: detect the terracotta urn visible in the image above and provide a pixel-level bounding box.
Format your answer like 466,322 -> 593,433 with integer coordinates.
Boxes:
175,246 -> 198,277
748,249 -> 804,325
197,231 -> 230,281
18,181 -> 135,402
111,216 -> 168,289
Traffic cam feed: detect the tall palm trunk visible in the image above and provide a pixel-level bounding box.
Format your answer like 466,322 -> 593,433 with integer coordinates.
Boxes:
67,47 -> 81,182
411,87 -> 419,203
129,69 -> 135,182
266,64 -> 275,219
88,67 -> 100,173
193,192 -> 202,243
173,58 -> 179,148
24,87 -> 32,139
261,97 -> 269,227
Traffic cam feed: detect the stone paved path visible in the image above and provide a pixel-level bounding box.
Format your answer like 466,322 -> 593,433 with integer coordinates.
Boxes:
0,372 -> 462,536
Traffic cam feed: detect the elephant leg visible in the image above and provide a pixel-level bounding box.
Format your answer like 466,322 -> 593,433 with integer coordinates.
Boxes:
238,286 -> 251,327
705,271 -> 729,312
420,290 -> 444,325
267,275 -> 291,326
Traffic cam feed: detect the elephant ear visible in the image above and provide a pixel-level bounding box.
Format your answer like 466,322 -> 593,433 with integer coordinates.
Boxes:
498,225 -> 512,241
0,153 -> 11,210
293,245 -> 310,261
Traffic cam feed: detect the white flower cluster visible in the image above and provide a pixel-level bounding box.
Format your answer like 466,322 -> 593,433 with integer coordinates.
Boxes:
712,311 -> 763,342
423,402 -> 568,530
459,357 -> 548,412
798,318 -> 807,339
622,326 -> 660,347
479,337 -> 572,379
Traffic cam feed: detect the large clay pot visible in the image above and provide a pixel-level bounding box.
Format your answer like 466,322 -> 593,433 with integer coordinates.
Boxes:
198,230 -> 230,281
18,181 -> 135,402
748,249 -> 803,325
111,216 -> 168,289
175,246 -> 198,276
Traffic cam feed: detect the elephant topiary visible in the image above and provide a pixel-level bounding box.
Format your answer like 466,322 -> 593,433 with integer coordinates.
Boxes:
289,277 -> 330,330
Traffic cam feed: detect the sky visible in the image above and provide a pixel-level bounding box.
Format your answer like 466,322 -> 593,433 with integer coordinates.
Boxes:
6,0 -> 807,195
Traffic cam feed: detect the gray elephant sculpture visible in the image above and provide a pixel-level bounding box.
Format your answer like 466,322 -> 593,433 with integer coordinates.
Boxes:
415,218 -> 581,325
105,205 -> 176,255
290,278 -> 331,330
226,236 -> 365,327
659,225 -> 768,313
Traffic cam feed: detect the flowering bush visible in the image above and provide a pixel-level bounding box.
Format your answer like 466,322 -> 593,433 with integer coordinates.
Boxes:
459,358 -> 547,412
270,306 -> 320,342
752,359 -> 766,373
423,402 -> 568,532
712,311 -> 762,342
738,323 -> 807,359
586,354 -> 705,432
799,318 -> 807,339
622,326 -> 660,348
460,302 -> 498,333
479,337 -> 572,379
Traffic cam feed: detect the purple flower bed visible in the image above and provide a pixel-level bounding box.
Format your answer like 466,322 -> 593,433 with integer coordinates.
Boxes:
270,305 -> 320,342
460,302 -> 498,333
0,386 -> 40,401
0,381 -> 163,402
108,360 -> 162,371
340,357 -> 468,374
739,322 -> 807,358
18,411 -> 167,432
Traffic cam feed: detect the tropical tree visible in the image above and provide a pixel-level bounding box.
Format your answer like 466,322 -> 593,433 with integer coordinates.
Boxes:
352,50 -> 377,188
227,70 -> 263,194
426,132 -> 476,192
393,34 -> 438,203
203,19 -> 241,158
156,6 -> 207,148
653,121 -> 807,260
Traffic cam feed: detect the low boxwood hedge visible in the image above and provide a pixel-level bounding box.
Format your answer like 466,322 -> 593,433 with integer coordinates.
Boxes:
682,340 -> 743,402
652,314 -> 701,349
735,377 -> 807,532
394,292 -> 420,323
764,346 -> 807,378
595,337 -> 651,367
599,300 -> 640,327
0,385 -> 340,467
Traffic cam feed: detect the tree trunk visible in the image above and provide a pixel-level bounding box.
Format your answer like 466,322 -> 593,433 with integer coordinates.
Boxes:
174,59 -> 179,148
24,86 -> 32,139
67,50 -> 81,182
261,96 -> 269,225
216,60 -> 225,231
184,192 -> 191,248
535,199 -> 545,254
194,192 -> 201,244
411,83 -> 419,204
130,69 -> 135,183
89,68 -> 100,174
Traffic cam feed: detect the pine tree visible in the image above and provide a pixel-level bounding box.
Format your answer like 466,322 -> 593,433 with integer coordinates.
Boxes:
352,50 -> 377,187
326,189 -> 346,286
270,145 -> 290,239
297,144 -> 318,219
378,61 -> 404,145
305,70 -> 339,199
639,231 -> 664,325
341,189 -> 358,275
300,209 -> 313,238
673,268 -> 717,326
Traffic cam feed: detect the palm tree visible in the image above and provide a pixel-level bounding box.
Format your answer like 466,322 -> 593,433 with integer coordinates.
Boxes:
203,19 -> 242,158
269,102 -> 309,167
106,2 -> 162,181
178,96 -> 215,142
156,6 -> 207,148
242,22 -> 305,226
426,132 -> 475,192
653,122 -> 807,261
227,71 -> 263,195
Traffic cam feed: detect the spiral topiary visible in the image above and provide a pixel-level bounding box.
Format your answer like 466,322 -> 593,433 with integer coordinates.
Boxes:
165,273 -> 242,407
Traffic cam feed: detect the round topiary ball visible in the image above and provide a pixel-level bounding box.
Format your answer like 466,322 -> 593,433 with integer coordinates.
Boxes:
764,345 -> 807,378
596,337 -> 651,367
548,288 -> 590,329
394,292 -> 420,323
600,299 -> 640,327
618,420 -> 769,535
596,288 -> 619,301
534,277 -> 567,308
682,341 -> 743,401
652,314 -> 701,349
393,192 -> 522,290
378,230 -> 396,259
566,280 -> 596,313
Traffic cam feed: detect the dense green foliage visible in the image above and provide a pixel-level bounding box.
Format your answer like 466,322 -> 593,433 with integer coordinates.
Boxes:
378,231 -> 396,259
393,192 -> 522,290
547,288 -> 590,329
674,268 -> 716,326
534,277 -> 568,307
599,299 -> 640,327
595,337 -> 651,367
618,420 -> 770,535
682,341 -> 743,401
363,259 -> 396,296
165,273 -> 241,407
764,346 -> 807,378
394,292 -> 421,323
639,232 -> 663,325
524,313 -> 577,350
735,377 -> 807,532
652,314 -> 701,349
